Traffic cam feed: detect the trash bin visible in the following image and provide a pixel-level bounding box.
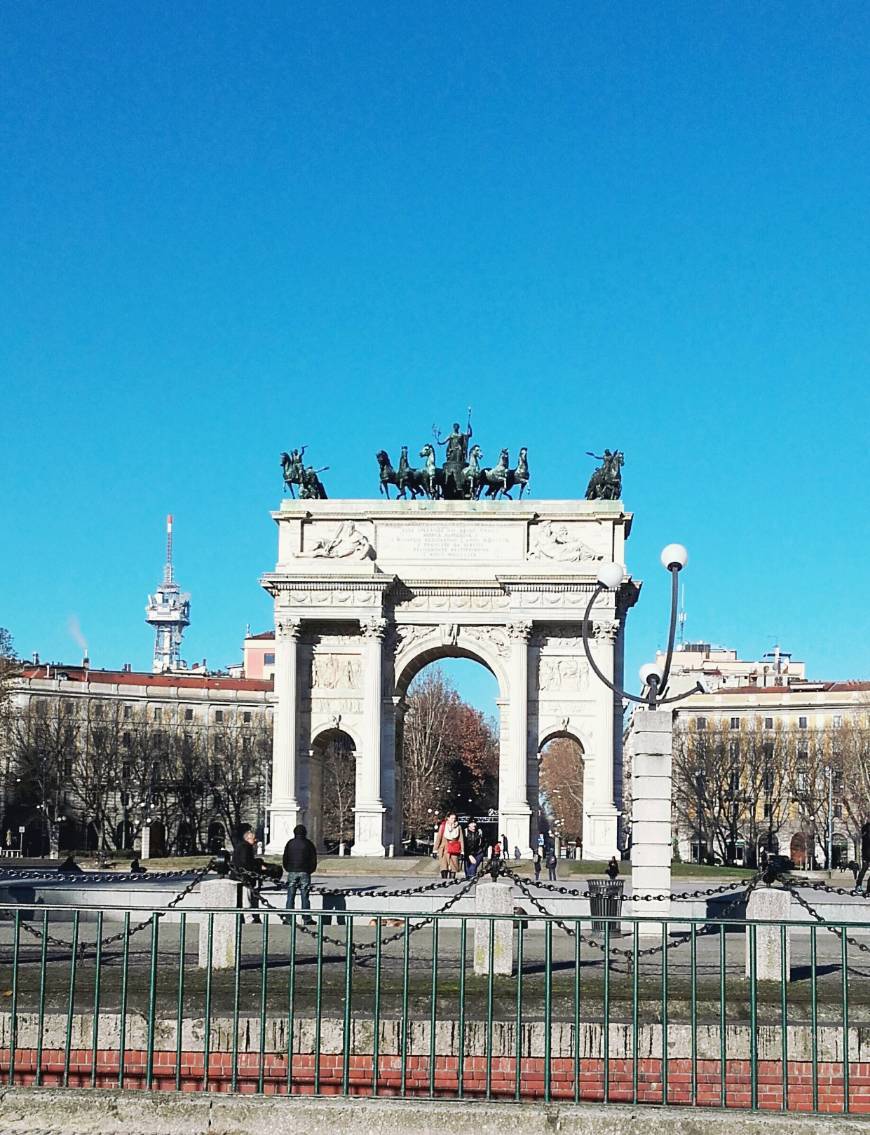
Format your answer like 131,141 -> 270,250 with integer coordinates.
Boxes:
587,878 -> 624,934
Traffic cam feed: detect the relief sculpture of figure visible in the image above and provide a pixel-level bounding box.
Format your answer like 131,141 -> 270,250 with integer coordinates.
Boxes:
299,521 -> 374,560
529,521 -> 603,562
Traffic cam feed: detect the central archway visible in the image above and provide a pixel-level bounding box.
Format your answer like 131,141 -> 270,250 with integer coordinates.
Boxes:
309,727 -> 357,852
537,732 -> 586,858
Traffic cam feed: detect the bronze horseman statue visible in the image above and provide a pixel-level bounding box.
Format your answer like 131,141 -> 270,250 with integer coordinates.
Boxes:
585,450 -> 624,500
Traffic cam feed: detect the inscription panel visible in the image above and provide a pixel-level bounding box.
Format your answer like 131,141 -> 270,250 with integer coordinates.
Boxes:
375,520 -> 525,563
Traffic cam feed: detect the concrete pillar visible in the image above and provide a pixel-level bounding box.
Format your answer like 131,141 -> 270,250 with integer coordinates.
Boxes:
501,621 -> 533,857
140,823 -> 151,862
266,615 -> 302,854
746,886 -> 791,982
197,878 -> 241,970
583,619 -> 620,860
353,617 -> 387,856
474,880 -> 514,976
630,707 -> 673,935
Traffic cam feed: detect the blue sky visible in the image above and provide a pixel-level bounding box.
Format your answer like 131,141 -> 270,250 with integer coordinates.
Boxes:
1,3 -> 868,713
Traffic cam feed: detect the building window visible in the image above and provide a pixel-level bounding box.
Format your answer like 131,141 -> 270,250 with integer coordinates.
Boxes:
834,804 -> 843,819
764,717 -> 773,730
730,717 -> 740,730
264,653 -> 275,665
833,715 -> 842,728
215,710 -> 224,723
763,802 -> 771,819
729,740 -> 740,759
124,705 -> 132,720
695,717 -> 707,730
34,699 -> 48,718
122,732 -> 132,748
243,711 -> 251,724
92,701 -> 103,719
153,707 -> 162,722
184,708 -> 194,721
799,716 -> 808,729
797,746 -> 808,760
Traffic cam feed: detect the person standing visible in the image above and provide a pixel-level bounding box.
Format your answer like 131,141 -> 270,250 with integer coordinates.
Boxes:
232,826 -> 262,924
546,846 -> 558,882
532,849 -> 542,883
434,813 -> 464,880
464,820 -> 484,879
855,821 -> 870,892
606,856 -> 620,881
283,824 -> 318,925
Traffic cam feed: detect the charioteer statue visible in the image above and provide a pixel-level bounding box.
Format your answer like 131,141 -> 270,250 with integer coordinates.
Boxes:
434,409 -> 473,498
585,449 -> 624,501
280,448 -> 329,499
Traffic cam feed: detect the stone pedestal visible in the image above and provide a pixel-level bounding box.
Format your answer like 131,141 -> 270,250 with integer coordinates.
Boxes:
474,881 -> 514,976
630,708 -> 673,935
745,886 -> 791,982
197,878 -> 241,970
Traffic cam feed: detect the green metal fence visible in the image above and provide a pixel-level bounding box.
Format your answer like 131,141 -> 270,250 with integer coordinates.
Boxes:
0,897 -> 866,1112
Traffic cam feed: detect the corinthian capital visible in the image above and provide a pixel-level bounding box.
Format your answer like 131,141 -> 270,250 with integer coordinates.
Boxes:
360,616 -> 389,642
592,619 -> 620,644
275,616 -> 302,640
507,620 -> 533,643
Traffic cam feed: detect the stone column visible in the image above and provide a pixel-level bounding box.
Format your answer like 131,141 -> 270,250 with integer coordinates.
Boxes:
474,880 -> 515,975
266,615 -> 302,854
352,616 -> 387,856
583,619 -> 620,859
745,887 -> 791,982
197,878 -> 241,970
630,707 -> 673,934
501,621 -> 533,858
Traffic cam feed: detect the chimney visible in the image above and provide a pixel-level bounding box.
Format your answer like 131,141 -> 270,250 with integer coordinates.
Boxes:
32,651 -> 39,665
123,662 -> 132,673
82,654 -> 90,671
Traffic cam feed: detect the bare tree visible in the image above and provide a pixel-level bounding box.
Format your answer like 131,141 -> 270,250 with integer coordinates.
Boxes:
401,669 -> 461,843
838,707 -> 870,854
13,696 -> 78,856
207,712 -> 272,843
320,733 -> 356,845
540,737 -> 584,842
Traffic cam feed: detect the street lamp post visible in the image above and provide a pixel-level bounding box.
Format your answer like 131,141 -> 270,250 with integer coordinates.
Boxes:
579,544 -> 702,931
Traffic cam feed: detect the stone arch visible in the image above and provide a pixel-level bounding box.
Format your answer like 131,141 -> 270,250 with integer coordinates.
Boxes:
537,730 -> 586,854
392,638 -> 506,853
309,727 -> 357,852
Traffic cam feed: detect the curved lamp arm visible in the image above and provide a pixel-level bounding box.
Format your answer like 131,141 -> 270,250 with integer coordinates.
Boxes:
580,583 -> 704,709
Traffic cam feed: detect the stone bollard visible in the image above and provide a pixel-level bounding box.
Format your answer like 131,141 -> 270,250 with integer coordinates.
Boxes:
630,708 -> 674,936
745,886 -> 790,982
474,880 -> 514,976
198,877 -> 241,970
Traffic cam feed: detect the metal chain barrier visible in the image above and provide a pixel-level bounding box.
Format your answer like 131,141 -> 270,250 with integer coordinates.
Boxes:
779,876 -> 870,956
15,860 -> 216,957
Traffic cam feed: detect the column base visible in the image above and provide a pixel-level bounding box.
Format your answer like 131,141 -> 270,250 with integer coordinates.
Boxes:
583,805 -> 620,861
265,801 -> 304,856
500,805 -> 533,860
351,804 -> 387,857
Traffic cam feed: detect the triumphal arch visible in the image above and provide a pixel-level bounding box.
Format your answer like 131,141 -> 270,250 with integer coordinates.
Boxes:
262,490 -> 637,859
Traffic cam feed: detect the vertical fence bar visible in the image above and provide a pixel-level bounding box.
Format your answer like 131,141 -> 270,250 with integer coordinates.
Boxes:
118,911 -> 131,1089
175,912 -> 186,1092
63,910 -> 80,1087
8,911 -> 20,1086
231,912 -> 243,1092
145,912 -> 160,1091
515,919 -> 525,1102
485,918 -> 495,1100
202,914 -> 214,1091
661,919 -> 668,1105
841,931 -> 850,1114
34,909 -> 48,1087
544,919 -> 553,1103
573,924 -> 581,1104
258,915 -> 269,1095
371,917 -> 382,1097
719,924 -> 727,1108
690,923 -> 698,1106
400,918 -> 410,1098
457,917 -> 467,1099
428,920 -> 438,1098
780,922 -> 788,1112
341,916 -> 354,1097
632,922 -> 639,1105
749,922 -> 758,1111
286,915 -> 296,1095
810,925 -> 818,1112
603,920 -> 611,1104
314,917 -> 324,1095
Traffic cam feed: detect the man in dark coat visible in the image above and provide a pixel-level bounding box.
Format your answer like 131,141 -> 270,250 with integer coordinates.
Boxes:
283,824 -> 318,924
463,821 -> 485,879
855,821 -> 870,892
232,826 -> 262,924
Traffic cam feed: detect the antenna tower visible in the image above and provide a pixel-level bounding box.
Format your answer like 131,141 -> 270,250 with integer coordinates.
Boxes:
145,514 -> 190,672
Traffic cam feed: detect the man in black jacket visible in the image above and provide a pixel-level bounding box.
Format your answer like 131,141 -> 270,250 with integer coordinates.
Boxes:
283,824 -> 317,924
855,821 -> 870,892
232,827 -> 262,924
463,821 -> 484,879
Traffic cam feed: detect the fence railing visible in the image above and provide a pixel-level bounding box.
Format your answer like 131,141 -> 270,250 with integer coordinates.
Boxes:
0,891 -> 867,1113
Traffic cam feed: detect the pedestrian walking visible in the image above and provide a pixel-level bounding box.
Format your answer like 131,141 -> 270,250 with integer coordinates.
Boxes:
283,824 -> 318,924
463,820 -> 484,879
532,849 -> 542,883
232,826 -> 263,924
855,821 -> 870,892
434,813 -> 464,880
606,855 -> 620,881
546,847 -> 558,882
